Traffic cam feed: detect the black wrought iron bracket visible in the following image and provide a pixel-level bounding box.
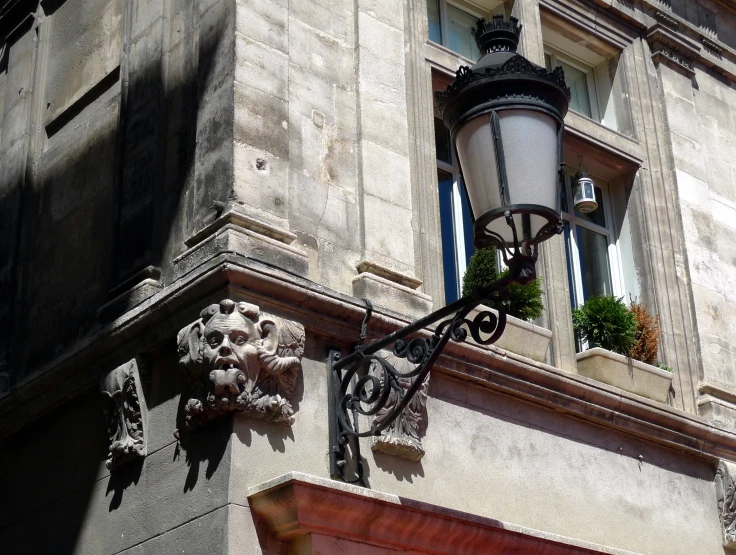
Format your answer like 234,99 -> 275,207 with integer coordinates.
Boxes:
328,249 -> 538,482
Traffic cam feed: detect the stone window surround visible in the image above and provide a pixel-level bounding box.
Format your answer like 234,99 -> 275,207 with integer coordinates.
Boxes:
424,35 -> 641,311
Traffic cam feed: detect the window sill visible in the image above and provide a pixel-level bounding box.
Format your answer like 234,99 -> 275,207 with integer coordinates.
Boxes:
424,40 -> 475,74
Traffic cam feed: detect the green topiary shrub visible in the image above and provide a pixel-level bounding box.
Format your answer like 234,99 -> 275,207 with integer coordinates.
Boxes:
572,295 -> 637,355
462,246 -> 544,321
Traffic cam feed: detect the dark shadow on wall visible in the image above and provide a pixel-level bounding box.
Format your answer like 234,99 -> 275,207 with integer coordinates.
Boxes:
0,0 -> 236,552
2,0 -> 235,384
177,416 -> 232,493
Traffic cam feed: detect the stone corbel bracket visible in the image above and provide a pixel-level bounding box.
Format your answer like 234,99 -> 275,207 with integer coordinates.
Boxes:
646,23 -> 701,76
100,359 -> 148,470
716,460 -> 736,547
177,299 -> 305,429
370,350 -> 429,462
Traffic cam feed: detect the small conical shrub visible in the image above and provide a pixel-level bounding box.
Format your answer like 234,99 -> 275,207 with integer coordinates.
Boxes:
572,295 -> 637,355
462,246 -> 544,321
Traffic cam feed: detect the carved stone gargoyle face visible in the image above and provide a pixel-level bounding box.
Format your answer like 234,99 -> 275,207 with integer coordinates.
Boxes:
177,299 -> 305,428
100,360 -> 147,470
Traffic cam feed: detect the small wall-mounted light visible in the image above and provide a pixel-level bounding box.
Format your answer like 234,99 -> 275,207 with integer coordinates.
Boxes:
572,170 -> 598,214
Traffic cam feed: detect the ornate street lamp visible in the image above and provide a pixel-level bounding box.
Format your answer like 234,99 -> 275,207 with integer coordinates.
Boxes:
329,16 -> 570,481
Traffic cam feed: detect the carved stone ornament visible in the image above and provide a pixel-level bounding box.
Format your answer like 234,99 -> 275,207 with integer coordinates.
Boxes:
177,299 -> 305,428
100,359 -> 148,470
371,352 -> 429,462
646,24 -> 700,77
716,461 -> 736,547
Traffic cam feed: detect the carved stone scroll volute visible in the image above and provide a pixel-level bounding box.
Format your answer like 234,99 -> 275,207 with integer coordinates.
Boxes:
371,352 -> 429,462
177,299 -> 305,429
100,359 -> 148,470
716,460 -> 736,547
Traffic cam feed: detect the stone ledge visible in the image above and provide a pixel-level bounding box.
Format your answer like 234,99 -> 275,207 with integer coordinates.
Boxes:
356,259 -> 422,289
352,272 -> 432,320
247,472 -> 640,555
184,208 -> 297,248
3,254 -> 736,466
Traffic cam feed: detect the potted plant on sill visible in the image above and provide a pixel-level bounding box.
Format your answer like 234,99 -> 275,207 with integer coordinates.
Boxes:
461,247 -> 551,363
572,295 -> 673,403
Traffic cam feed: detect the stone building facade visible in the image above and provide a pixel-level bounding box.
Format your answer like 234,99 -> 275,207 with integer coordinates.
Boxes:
2,0 -> 736,553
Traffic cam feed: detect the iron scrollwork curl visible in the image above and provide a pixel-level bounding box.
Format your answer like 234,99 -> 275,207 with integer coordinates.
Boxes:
329,277 -> 512,481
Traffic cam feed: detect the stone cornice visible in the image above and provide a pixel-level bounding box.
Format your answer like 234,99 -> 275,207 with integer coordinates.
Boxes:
248,472 -> 640,554
3,253 -> 736,465
646,22 -> 701,76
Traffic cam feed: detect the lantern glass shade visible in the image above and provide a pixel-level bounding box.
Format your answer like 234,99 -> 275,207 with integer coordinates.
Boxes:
572,173 -> 598,214
455,109 -> 560,246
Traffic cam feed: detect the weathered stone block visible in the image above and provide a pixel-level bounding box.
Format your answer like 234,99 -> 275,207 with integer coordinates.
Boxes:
288,62 -> 339,124
716,221 -> 736,267
234,81 -> 289,160
357,0 -> 405,31
664,93 -> 699,140
361,140 -> 411,209
363,194 -> 415,269
44,0 -> 123,125
235,0 -> 288,54
131,0 -> 164,41
671,131 -> 707,181
233,141 -> 289,223
680,202 -> 716,251
359,90 -> 409,156
675,169 -> 710,209
289,0 -> 353,46
235,33 -> 288,101
287,16 -> 353,89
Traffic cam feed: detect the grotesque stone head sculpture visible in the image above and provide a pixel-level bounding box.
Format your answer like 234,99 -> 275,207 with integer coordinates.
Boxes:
177,299 -> 305,428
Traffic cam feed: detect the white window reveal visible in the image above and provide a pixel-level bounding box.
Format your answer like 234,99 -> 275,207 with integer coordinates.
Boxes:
542,20 -> 627,133
427,0 -> 506,61
545,50 -> 599,121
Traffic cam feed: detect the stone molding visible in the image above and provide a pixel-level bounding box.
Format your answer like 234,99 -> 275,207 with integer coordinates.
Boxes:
654,9 -> 679,31
716,460 -> 736,547
355,259 -> 422,290
646,23 -> 700,76
247,472 -> 639,554
4,255 -> 736,463
702,36 -> 724,56
98,266 -> 163,323
173,212 -> 309,280
184,207 -> 298,248
100,359 -> 148,470
177,298 -> 305,428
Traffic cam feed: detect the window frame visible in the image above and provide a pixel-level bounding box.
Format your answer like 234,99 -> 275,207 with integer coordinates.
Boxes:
562,170 -> 625,310
545,46 -> 601,122
428,0 -> 496,61
435,117 -> 474,303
